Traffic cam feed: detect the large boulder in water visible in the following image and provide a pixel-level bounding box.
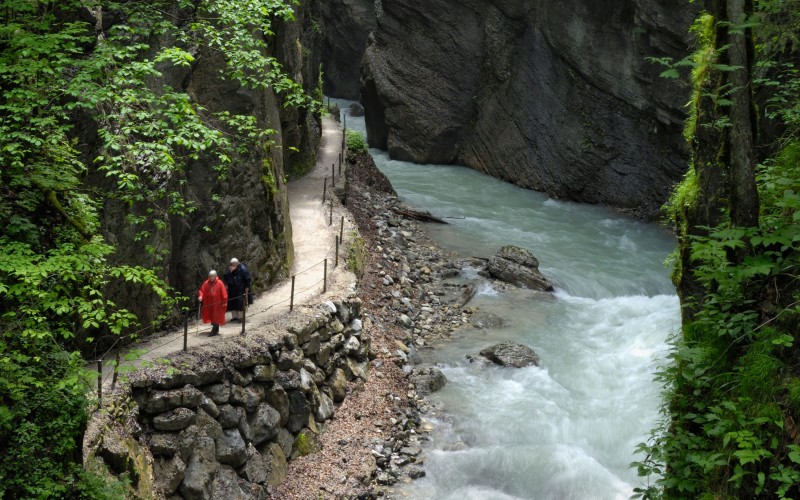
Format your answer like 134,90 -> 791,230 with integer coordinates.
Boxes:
409,366 -> 447,395
487,245 -> 554,291
475,342 -> 540,368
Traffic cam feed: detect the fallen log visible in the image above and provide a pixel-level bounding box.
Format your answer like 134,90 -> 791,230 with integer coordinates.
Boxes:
392,205 -> 448,223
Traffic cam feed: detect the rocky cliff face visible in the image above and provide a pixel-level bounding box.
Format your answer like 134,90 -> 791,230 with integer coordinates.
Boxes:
361,0 -> 698,217
86,1 -> 323,326
319,0 -> 375,99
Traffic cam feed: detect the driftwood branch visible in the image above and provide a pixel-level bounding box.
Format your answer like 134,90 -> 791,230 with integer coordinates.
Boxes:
391,205 -> 447,223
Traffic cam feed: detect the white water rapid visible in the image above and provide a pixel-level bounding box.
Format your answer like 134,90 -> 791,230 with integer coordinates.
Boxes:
333,99 -> 679,500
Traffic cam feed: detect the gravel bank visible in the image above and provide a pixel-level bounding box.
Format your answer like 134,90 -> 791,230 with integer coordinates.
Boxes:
269,150 -> 476,499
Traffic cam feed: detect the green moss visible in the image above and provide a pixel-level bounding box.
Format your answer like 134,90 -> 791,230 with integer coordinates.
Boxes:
293,430 -> 320,456
684,13 -> 718,142
666,165 -> 699,228
260,157 -> 278,196
346,234 -> 366,279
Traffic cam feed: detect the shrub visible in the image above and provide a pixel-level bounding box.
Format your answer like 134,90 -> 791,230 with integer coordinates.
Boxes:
345,130 -> 367,153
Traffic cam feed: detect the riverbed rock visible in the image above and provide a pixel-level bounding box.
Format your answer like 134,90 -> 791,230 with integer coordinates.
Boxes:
470,311 -> 508,329
409,366 -> 447,395
475,341 -> 540,368
487,245 -> 554,291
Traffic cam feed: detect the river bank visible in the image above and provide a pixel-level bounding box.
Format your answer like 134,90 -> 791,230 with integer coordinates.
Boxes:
270,149 -> 481,498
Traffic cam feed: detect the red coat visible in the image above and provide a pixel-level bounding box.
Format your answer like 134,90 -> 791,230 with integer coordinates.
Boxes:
199,277 -> 227,325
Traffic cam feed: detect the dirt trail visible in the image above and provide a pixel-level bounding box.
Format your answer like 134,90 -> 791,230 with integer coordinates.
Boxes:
97,116 -> 354,384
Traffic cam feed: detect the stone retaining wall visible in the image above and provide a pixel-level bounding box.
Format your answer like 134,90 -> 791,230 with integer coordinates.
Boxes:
83,297 -> 369,499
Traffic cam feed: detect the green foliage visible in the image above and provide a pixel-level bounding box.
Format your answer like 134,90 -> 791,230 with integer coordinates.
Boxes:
0,235 -> 170,496
638,151 -> 800,500
0,330 -> 127,499
345,130 -> 368,153
189,0 -> 311,109
636,2 -> 800,498
0,0 -> 313,494
315,63 -> 325,109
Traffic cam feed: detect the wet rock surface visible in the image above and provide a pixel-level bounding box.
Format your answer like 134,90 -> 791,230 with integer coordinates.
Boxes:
361,0 -> 699,218
471,341 -> 541,368
487,245 -> 555,291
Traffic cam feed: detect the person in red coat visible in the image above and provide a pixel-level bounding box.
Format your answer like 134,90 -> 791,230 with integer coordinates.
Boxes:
198,269 -> 227,336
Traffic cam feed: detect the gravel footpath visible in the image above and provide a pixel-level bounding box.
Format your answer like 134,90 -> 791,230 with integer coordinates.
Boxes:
269,149 -> 475,499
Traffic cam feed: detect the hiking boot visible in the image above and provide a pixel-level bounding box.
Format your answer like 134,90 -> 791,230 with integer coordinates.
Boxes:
230,318 -> 240,323
210,324 -> 219,336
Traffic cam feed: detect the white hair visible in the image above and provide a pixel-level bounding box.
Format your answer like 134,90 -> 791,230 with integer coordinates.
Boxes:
230,258 -> 239,265
208,270 -> 217,277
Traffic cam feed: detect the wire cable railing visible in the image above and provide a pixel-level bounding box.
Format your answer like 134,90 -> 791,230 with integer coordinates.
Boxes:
90,141 -> 353,402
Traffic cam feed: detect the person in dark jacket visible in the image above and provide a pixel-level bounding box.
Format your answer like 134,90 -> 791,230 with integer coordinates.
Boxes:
223,257 -> 252,322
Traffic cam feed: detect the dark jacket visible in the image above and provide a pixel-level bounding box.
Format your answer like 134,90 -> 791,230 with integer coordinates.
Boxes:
223,262 -> 253,311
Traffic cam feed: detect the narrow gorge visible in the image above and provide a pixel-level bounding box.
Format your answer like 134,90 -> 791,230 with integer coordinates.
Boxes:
6,0 -> 797,498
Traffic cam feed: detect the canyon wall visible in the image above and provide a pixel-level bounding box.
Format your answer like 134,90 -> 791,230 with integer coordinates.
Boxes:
319,0 -> 376,99
361,0 -> 699,217
83,1 -> 324,329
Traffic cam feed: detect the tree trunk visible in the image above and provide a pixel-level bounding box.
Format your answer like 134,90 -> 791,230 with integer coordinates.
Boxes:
725,0 -> 760,228
676,0 -> 761,321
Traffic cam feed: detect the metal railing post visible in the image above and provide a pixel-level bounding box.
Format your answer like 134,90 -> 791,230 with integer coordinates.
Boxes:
111,353 -> 120,390
290,276 -> 296,311
97,360 -> 103,403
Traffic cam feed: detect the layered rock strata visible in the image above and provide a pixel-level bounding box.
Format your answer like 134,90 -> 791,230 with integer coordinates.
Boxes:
361,0 -> 699,217
319,0 -> 376,99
